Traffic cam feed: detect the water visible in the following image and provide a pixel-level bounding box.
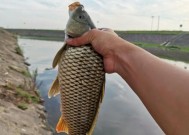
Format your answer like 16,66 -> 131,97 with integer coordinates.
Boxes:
19,38 -> 189,135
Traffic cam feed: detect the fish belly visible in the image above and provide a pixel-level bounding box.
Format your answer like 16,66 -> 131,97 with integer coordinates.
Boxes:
58,45 -> 104,134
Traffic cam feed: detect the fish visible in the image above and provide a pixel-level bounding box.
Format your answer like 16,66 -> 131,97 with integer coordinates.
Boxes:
48,2 -> 105,135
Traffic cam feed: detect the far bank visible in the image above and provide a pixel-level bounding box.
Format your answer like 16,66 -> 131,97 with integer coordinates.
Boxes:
6,29 -> 189,63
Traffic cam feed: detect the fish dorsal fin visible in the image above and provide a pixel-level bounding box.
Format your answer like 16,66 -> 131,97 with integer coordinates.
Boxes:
87,80 -> 105,135
52,43 -> 67,68
48,76 -> 60,98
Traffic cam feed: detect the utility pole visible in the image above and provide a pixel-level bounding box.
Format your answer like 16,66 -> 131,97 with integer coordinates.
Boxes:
151,16 -> 154,31
157,16 -> 160,31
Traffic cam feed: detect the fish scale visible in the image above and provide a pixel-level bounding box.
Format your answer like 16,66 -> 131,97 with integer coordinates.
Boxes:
58,45 -> 104,135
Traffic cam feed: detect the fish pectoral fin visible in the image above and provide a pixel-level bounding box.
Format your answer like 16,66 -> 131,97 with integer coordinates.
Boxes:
48,76 -> 60,98
87,81 -> 105,135
52,43 -> 66,68
56,116 -> 69,134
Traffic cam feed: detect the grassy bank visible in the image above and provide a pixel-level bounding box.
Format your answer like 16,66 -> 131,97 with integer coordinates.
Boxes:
134,42 -> 189,53
132,41 -> 189,63
6,28 -> 189,63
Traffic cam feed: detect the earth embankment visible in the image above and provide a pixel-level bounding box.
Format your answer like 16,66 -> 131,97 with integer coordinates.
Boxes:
0,28 -> 52,135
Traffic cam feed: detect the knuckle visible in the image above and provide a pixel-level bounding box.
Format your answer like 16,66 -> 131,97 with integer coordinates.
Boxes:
90,29 -> 98,36
88,29 -> 98,42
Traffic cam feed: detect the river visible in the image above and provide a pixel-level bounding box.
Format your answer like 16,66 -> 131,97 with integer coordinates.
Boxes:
18,38 -> 188,135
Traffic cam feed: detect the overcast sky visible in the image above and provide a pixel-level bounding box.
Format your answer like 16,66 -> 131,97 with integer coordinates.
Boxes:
0,0 -> 189,31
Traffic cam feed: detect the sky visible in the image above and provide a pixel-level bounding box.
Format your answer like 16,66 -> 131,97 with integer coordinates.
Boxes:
0,0 -> 189,31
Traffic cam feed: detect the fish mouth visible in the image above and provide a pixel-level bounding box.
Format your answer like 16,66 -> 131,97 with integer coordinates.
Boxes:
67,34 -> 74,39
66,33 -> 74,38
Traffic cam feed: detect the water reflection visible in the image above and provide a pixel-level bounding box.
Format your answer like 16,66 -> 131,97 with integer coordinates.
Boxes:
18,38 -> 170,135
18,38 -> 63,73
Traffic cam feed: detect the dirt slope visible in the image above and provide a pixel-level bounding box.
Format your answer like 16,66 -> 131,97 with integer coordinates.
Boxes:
0,28 -> 52,135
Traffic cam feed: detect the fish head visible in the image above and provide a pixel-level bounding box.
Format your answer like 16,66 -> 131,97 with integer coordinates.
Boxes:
66,2 -> 96,38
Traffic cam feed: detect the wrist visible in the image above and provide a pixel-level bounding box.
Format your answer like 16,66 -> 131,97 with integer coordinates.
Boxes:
114,39 -> 141,77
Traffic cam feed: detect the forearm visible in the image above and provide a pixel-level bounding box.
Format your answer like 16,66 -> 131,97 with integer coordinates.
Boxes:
116,40 -> 189,135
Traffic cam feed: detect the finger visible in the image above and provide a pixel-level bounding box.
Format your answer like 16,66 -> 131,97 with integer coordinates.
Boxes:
66,30 -> 96,46
66,31 -> 90,46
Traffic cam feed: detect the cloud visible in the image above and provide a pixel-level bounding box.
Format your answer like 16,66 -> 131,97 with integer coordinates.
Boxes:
92,0 -> 189,30
0,0 -> 70,29
35,1 -> 59,8
0,0 -> 189,30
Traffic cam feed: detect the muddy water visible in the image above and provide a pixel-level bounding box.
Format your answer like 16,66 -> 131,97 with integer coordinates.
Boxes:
19,38 -> 189,135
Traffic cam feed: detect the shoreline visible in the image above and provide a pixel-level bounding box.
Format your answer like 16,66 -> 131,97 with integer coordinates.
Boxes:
0,28 -> 52,135
6,28 -> 189,63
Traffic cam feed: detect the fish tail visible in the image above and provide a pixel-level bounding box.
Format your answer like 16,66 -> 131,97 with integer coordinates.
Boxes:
56,116 -> 69,134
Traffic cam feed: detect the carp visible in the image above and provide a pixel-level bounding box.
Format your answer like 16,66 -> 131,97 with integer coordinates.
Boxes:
48,2 -> 105,135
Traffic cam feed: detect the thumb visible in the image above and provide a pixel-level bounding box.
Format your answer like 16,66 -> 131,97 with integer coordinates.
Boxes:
66,30 -> 96,46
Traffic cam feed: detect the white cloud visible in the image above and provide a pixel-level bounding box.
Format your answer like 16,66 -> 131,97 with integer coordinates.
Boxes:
0,0 -> 189,30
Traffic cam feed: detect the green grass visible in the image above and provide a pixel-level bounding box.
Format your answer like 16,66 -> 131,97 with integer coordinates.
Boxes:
163,45 -> 189,52
17,103 -> 28,110
134,42 -> 189,52
134,42 -> 161,48
21,70 -> 31,77
9,65 -> 31,77
165,45 -> 181,50
16,87 -> 40,103
133,42 -> 189,63
171,45 -> 189,53
15,46 -> 23,56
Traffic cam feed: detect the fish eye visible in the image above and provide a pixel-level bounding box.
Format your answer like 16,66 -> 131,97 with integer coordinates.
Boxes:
79,15 -> 85,19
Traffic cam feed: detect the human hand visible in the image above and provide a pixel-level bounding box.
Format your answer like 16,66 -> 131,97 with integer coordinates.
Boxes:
66,28 -> 126,73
